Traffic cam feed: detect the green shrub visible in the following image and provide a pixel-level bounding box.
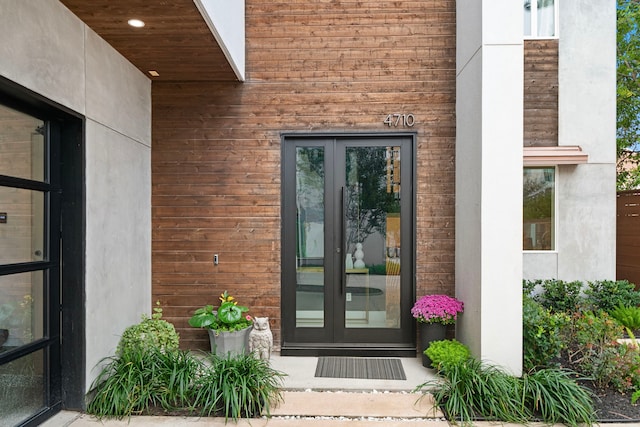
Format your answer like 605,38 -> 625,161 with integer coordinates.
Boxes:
562,311 -> 627,389
117,303 -> 179,356
603,343 -> 640,393
584,280 -> 640,313
527,279 -> 584,313
610,305 -> 640,331
424,339 -> 470,372
523,296 -> 569,370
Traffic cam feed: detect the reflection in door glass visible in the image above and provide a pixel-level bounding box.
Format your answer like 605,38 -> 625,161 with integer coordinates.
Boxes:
344,147 -> 401,328
0,187 -> 45,264
0,104 -> 45,182
0,271 -> 44,348
295,147 -> 325,327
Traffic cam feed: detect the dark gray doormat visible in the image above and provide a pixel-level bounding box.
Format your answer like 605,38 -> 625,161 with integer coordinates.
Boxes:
314,357 -> 406,380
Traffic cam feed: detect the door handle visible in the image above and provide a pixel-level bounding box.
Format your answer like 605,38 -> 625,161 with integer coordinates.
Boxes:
341,186 -> 346,295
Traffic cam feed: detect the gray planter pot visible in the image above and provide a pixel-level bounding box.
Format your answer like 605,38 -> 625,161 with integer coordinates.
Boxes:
207,326 -> 252,358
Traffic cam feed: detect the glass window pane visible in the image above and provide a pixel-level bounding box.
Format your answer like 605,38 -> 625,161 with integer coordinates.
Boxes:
523,167 -> 555,251
0,104 -> 45,182
524,0 -> 532,36
0,187 -> 45,264
0,350 -> 45,426
0,271 -> 44,347
296,147 -> 325,328
537,0 -> 555,37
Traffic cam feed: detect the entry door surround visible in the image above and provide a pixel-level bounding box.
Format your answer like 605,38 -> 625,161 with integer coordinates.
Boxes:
281,133 -> 416,356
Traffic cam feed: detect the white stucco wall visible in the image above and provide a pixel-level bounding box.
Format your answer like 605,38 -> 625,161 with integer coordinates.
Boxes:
523,0 -> 617,283
0,0 -> 152,392
456,0 -> 524,374
195,0 -> 245,81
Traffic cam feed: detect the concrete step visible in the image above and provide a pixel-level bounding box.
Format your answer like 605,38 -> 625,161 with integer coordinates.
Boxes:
42,391 -> 446,427
270,390 -> 443,419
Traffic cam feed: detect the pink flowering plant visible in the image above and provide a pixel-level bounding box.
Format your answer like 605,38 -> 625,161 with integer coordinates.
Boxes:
411,294 -> 464,325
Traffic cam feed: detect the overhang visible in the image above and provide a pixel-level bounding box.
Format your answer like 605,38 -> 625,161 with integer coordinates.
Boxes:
523,146 -> 588,166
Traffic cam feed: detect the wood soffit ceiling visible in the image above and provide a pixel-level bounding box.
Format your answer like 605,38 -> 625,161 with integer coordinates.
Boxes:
59,0 -> 238,82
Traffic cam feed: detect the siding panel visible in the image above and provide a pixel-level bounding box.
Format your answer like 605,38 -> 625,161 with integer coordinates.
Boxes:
524,39 -> 558,147
617,190 -> 640,288
152,0 -> 457,350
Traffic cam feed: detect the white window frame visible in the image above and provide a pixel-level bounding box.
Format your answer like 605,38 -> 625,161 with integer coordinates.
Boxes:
524,0 -> 560,39
523,166 -> 558,253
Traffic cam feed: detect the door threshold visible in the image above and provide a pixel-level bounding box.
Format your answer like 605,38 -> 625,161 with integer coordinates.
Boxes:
280,343 -> 416,357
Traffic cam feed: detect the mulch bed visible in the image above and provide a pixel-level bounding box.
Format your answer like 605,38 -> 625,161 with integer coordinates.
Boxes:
582,380 -> 640,422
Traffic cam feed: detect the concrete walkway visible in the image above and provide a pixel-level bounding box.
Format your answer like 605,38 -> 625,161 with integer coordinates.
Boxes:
43,391 -> 444,426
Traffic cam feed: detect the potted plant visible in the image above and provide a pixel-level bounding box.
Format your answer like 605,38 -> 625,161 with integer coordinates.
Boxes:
411,294 -> 464,367
188,290 -> 253,357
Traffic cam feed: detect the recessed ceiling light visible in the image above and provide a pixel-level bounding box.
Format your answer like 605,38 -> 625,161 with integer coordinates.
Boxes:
128,19 -> 145,28
148,70 -> 160,77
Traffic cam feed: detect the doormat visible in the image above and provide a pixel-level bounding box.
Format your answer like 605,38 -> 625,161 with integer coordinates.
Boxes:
314,357 -> 406,380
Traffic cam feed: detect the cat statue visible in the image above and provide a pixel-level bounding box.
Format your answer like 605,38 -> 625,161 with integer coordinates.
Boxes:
248,317 -> 273,360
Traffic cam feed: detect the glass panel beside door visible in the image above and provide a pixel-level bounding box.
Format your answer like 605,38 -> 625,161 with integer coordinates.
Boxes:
295,146 -> 325,328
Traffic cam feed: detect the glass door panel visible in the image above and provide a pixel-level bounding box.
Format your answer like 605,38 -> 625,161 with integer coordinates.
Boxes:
0,271 -> 43,347
344,146 -> 402,329
295,147 -> 325,328
0,187 -> 45,264
0,349 -> 45,426
0,101 -> 62,425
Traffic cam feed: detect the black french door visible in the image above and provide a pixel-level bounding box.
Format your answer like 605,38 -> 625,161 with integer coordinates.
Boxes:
0,81 -> 84,426
281,134 -> 415,356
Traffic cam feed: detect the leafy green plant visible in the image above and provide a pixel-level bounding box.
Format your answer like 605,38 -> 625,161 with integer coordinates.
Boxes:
610,305 -> 640,331
424,339 -> 470,372
116,302 -> 179,356
584,280 -> 640,313
189,290 -> 253,333
523,296 -> 569,370
521,368 -> 595,427
528,279 -> 584,313
193,353 -> 285,420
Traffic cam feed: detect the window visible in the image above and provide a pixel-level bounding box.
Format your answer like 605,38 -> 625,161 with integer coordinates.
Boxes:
523,167 -> 555,251
524,0 -> 557,38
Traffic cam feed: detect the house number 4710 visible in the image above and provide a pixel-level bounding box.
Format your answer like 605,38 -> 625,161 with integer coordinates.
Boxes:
383,113 -> 415,127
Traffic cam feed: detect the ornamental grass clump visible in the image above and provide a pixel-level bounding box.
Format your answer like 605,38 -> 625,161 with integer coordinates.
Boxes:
411,294 -> 464,325
86,350 -> 285,420
415,357 -> 596,427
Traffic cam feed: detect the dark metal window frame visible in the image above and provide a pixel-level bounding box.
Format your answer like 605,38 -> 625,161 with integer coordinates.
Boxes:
0,76 -> 85,425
